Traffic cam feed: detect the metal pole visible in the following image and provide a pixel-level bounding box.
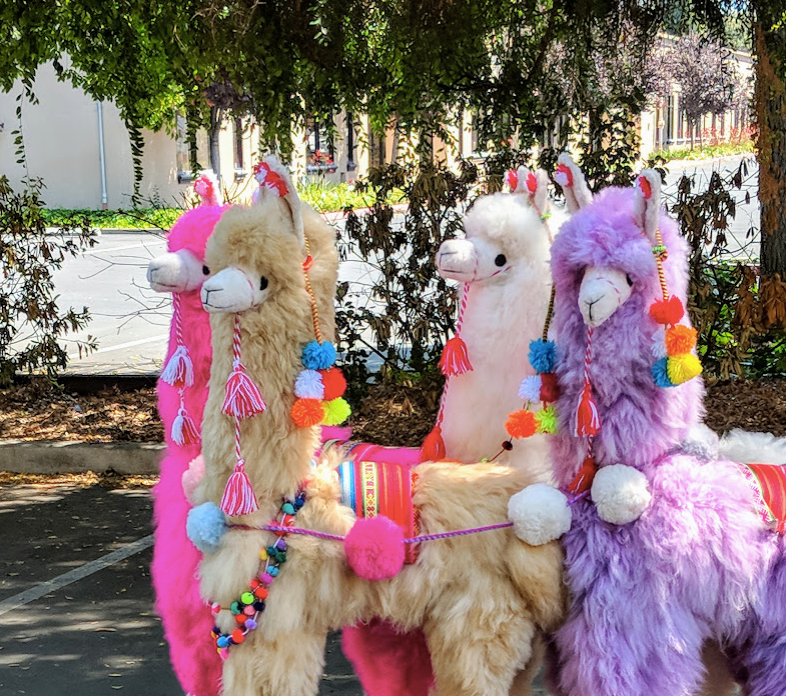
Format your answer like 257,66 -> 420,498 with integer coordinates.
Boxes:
96,101 -> 108,210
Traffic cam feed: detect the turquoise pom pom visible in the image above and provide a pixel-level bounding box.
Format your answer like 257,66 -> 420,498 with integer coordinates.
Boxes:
186,502 -> 228,554
651,357 -> 675,388
302,340 -> 337,370
528,339 -> 556,374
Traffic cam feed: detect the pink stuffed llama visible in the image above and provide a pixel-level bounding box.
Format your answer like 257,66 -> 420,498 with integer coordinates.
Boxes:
148,172 -> 226,696
510,167 -> 786,695
343,168 -> 562,696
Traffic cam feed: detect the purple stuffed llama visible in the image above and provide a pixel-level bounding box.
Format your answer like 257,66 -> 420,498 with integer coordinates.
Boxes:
148,173 -> 225,696
510,168 -> 786,695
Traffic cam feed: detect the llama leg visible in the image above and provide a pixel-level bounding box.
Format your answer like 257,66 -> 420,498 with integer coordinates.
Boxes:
508,631 -> 546,696
426,609 -> 536,696
555,609 -> 706,696
221,629 -> 328,696
697,641 -> 737,696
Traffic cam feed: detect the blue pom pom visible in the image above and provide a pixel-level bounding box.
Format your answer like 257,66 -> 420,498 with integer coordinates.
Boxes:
528,339 -> 556,374
302,340 -> 337,370
186,502 -> 228,554
651,357 -> 675,388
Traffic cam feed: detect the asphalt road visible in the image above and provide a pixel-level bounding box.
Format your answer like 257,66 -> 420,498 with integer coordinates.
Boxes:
51,155 -> 759,376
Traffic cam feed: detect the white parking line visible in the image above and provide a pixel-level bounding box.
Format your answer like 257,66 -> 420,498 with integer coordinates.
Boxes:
0,534 -> 154,616
68,334 -> 169,360
83,239 -> 166,256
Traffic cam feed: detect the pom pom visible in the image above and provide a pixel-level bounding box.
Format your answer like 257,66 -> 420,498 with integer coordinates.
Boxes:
667,353 -> 702,385
539,372 -> 559,403
592,464 -> 652,525
171,409 -> 200,447
420,425 -> 446,461
518,375 -> 542,403
322,397 -> 351,426
651,357 -> 674,388
665,324 -> 697,356
291,398 -> 325,427
649,296 -> 685,325
161,345 -> 194,388
186,502 -> 228,553
302,340 -> 337,370
182,455 -> 205,504
344,516 -> 405,581
220,460 -> 259,516
508,484 -> 571,546
528,339 -> 556,373
439,336 -> 473,376
222,365 -> 267,418
294,370 -> 324,400
505,409 -> 537,439
651,329 -> 668,359
535,406 -> 558,434
320,367 -> 347,401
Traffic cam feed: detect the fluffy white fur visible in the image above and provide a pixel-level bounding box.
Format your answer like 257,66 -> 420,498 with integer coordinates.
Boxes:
435,190 -> 562,481
719,428 -> 786,464
508,483 -> 572,546
590,464 -> 652,525
578,267 -> 633,328
147,248 -> 205,293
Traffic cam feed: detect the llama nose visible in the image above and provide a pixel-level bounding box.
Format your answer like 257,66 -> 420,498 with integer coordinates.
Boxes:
146,265 -> 160,283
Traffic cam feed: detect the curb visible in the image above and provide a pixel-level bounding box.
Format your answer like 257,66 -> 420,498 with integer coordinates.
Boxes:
0,440 -> 163,475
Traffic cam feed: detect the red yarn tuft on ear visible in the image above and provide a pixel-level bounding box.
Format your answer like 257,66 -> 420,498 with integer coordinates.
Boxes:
505,170 -> 518,192
637,176 -> 652,200
526,172 -> 538,194
649,296 -> 685,325
420,425 -> 446,462
555,163 -> 574,188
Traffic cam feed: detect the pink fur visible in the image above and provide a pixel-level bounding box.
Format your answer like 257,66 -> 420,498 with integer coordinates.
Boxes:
344,516 -> 406,580
152,205 -> 226,696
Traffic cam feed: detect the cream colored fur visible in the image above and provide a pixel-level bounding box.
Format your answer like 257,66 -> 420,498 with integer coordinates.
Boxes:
197,193 -> 566,696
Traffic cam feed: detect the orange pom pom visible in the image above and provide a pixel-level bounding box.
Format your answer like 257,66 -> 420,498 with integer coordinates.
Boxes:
290,398 -> 325,427
649,296 -> 684,325
665,324 -> 697,356
505,409 -> 537,439
320,367 -> 347,401
420,425 -> 446,461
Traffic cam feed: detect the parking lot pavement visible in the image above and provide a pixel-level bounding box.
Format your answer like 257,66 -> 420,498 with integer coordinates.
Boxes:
0,480 -> 551,695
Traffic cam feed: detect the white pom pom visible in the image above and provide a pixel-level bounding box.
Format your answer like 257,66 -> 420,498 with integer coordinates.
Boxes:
651,329 -> 668,359
294,369 -> 325,399
518,375 -> 543,403
591,464 -> 652,526
508,483 -> 572,546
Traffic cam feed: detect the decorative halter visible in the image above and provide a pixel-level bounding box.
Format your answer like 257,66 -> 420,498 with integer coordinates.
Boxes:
218,159 -> 350,517
159,171 -> 221,447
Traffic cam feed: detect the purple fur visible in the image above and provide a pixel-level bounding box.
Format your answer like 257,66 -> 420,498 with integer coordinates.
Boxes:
549,186 -> 786,695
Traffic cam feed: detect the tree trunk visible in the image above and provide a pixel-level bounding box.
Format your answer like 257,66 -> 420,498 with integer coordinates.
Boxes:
754,16 -> 786,280
209,106 -> 222,179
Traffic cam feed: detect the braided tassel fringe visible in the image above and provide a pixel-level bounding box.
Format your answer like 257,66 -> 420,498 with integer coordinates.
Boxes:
161,345 -> 194,388
220,460 -> 259,516
575,381 -> 600,437
171,408 -> 200,446
439,336 -> 473,376
222,364 -> 267,419
420,425 -> 446,462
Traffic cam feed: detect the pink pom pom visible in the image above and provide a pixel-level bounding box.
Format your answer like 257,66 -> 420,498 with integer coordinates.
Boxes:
345,516 -> 405,581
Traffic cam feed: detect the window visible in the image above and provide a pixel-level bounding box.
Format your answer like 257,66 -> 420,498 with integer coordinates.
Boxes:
176,113 -> 209,184
306,116 -> 337,174
665,95 -> 674,144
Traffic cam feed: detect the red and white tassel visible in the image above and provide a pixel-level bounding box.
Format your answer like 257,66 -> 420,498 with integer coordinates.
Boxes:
420,424 -> 446,462
161,344 -> 194,388
220,459 -> 259,516
172,407 -> 200,446
575,328 -> 600,437
222,362 -> 267,418
439,336 -> 473,375
568,456 -> 598,495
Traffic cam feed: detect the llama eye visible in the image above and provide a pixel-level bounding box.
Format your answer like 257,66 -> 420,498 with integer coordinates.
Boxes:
260,276 -> 269,291
494,254 -> 507,267
202,265 -> 210,275
625,274 -> 633,287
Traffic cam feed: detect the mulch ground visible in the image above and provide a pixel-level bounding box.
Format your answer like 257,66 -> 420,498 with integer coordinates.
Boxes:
0,376 -> 784,448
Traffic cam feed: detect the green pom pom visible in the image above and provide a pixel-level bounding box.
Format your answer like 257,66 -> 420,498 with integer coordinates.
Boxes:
535,406 -> 558,434
322,397 -> 351,426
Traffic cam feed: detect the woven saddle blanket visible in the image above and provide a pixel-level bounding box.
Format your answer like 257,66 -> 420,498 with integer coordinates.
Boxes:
738,462 -> 786,534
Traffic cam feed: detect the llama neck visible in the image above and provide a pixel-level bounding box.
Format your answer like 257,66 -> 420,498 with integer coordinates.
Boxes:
440,262 -> 551,464
200,306 -> 319,512
551,298 -> 704,488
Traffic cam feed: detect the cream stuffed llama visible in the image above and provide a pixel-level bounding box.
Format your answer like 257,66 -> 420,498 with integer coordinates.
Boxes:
148,171 -> 226,696
187,156 -> 565,696
509,163 -> 786,696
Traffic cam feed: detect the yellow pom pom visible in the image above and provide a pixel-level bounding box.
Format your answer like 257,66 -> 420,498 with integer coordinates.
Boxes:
667,353 -> 702,384
665,325 -> 697,356
322,397 -> 351,426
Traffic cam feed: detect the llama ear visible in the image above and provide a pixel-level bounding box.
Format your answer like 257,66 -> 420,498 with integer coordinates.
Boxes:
194,170 -> 221,207
555,153 -> 592,214
252,156 -> 305,248
528,169 -> 550,217
634,170 -> 662,243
